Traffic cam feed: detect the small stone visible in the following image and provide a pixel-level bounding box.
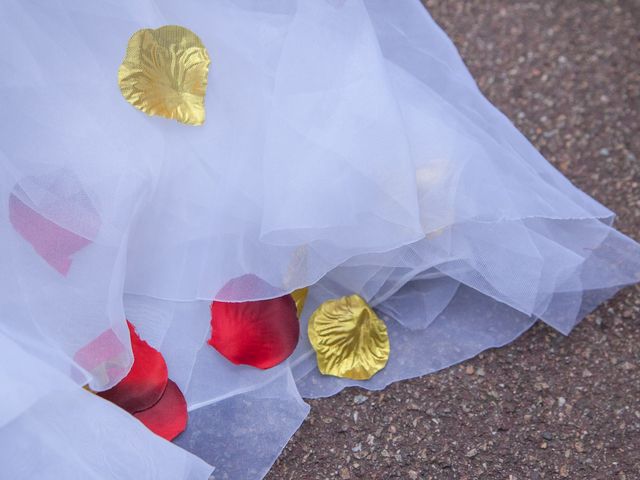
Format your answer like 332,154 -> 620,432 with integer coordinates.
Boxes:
466,448 -> 478,458
558,397 -> 566,407
339,467 -> 351,479
582,369 -> 593,378
408,471 -> 419,480
542,432 -> 553,441
466,365 -> 475,375
621,362 -> 635,371
534,382 -> 549,391
560,465 -> 569,478
575,442 -> 585,453
353,394 -> 368,405
476,367 -> 486,377
540,442 -> 548,449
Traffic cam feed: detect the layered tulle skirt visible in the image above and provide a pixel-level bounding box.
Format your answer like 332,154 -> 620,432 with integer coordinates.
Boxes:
1,0 -> 639,478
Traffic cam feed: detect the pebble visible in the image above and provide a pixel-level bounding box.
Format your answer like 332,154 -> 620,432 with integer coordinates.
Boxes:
620,362 -> 635,371
353,394 -> 368,405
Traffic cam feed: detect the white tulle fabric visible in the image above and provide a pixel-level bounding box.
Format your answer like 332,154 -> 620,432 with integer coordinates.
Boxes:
1,0 -> 639,478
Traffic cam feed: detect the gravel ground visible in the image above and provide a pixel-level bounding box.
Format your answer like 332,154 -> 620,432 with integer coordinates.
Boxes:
267,1 -> 640,479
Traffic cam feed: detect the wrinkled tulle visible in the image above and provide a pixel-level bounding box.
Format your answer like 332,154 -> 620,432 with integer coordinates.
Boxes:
1,0 -> 639,478
0,331 -> 212,480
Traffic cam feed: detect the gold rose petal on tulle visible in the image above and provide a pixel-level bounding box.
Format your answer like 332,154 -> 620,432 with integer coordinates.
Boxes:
308,294 -> 390,380
118,25 -> 210,125
291,287 -> 309,317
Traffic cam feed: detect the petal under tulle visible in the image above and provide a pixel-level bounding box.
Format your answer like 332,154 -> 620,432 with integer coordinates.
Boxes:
209,295 -> 300,369
97,322 -> 168,414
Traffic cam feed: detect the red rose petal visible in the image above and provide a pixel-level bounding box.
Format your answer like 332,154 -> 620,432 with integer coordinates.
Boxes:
9,194 -> 92,275
209,295 -> 300,369
97,321 -> 168,414
134,380 -> 188,441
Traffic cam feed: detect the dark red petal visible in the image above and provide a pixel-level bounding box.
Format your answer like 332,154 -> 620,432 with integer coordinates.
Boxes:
209,295 -> 300,369
134,380 -> 188,441
98,321 -> 168,414
9,194 -> 91,275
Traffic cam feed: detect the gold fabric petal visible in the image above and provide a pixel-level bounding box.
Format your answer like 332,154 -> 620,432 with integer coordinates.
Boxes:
118,25 -> 211,126
308,294 -> 390,380
291,287 -> 309,317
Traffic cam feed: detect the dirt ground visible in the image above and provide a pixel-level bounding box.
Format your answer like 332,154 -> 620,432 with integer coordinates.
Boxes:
267,1 -> 640,479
